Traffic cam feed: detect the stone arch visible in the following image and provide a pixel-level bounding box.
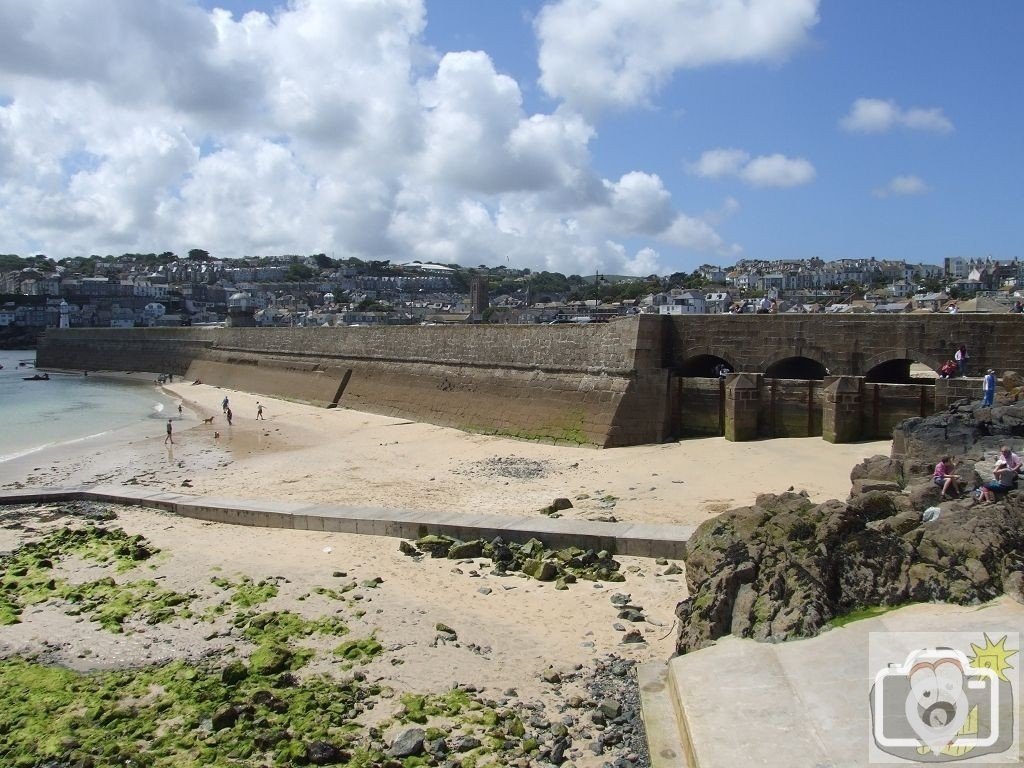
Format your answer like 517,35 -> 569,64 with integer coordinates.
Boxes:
677,353 -> 737,377
763,355 -> 828,380
862,349 -> 944,382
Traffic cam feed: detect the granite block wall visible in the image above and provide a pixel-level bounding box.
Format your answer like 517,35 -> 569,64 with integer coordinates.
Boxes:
666,314 -> 1024,377
36,314 -> 1013,447
36,318 -> 666,447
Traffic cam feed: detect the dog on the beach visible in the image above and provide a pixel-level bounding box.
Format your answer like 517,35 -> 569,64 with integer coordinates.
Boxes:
202,416 -> 215,424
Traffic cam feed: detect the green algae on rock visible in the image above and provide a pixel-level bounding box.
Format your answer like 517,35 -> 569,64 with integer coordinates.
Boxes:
332,637 -> 383,665
211,574 -> 280,607
0,654 -> 382,767
0,525 -> 190,630
405,534 -> 626,585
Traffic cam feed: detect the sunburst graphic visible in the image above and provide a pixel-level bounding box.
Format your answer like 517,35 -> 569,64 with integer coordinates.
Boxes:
968,633 -> 1017,683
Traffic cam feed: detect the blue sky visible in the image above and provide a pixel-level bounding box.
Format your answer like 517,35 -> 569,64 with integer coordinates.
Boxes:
1,1 -> 1021,273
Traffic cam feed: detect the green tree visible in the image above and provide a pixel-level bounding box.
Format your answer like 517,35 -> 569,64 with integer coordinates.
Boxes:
0,255 -> 26,271
286,263 -> 314,281
188,249 -> 210,262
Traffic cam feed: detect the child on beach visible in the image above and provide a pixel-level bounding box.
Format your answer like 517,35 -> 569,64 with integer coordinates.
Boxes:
256,402 -> 265,420
932,456 -> 961,499
164,420 -> 173,444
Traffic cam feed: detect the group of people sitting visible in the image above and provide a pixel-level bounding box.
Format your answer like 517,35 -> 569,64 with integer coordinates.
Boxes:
933,445 -> 1022,503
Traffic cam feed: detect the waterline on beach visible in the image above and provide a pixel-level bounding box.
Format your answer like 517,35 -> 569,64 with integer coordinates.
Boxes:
0,429 -> 116,466
0,350 -> 178,465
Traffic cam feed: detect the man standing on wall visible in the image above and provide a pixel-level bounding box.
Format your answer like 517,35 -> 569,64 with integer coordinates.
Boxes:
955,345 -> 969,376
983,369 -> 997,407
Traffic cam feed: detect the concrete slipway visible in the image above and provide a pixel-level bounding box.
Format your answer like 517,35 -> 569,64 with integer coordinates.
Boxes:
0,485 -> 693,559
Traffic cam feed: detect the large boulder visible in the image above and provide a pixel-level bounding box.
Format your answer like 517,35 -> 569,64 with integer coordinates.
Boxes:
850,455 -> 903,486
675,490 -> 1024,656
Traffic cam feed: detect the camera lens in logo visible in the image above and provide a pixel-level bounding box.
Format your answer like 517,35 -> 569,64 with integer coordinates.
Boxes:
906,656 -> 971,750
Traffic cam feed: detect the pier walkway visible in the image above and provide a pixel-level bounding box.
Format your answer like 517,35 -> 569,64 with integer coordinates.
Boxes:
0,485 -> 693,559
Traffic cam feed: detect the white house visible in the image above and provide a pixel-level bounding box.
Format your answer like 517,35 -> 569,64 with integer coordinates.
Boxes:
659,289 -> 706,314
704,291 -> 733,313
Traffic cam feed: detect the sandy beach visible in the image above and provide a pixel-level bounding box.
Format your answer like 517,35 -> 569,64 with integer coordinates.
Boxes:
2,379 -> 890,528
0,381 -> 891,766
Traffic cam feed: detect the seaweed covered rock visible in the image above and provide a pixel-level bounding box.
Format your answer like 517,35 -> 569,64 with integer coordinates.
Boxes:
404,535 -> 624,584
675,491 -> 1024,655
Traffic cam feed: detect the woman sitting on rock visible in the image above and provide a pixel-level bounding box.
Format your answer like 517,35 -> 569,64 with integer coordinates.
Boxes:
978,445 -> 1022,503
932,456 -> 962,499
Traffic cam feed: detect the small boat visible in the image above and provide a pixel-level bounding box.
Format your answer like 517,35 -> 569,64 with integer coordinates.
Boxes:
23,373 -> 50,381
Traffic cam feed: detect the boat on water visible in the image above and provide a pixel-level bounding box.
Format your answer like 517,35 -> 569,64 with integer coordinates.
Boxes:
23,373 -> 50,381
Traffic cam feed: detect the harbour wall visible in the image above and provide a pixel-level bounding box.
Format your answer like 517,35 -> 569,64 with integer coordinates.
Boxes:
37,320 -> 671,448
37,314 -> 1017,447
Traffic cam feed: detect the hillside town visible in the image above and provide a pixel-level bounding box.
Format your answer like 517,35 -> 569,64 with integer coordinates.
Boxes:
2,251 -> 1022,343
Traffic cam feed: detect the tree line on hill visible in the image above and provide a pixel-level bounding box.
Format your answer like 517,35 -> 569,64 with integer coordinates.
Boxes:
2,251 -> 716,303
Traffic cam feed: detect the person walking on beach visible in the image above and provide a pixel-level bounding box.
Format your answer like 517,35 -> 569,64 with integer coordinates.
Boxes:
222,396 -> 229,413
256,402 -> 265,420
165,419 -> 174,444
226,406 -> 233,426
983,369 -> 997,407
955,345 -> 969,377
177,403 -> 183,416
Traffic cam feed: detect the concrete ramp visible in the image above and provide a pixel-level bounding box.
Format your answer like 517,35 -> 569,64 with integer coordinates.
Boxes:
642,600 -> 1024,767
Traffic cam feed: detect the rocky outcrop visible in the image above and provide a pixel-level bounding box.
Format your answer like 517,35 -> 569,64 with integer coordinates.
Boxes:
675,490 -> 1024,655
892,401 -> 1024,478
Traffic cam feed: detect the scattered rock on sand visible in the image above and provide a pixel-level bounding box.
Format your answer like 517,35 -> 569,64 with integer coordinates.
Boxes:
452,456 -> 555,480
388,727 -> 425,758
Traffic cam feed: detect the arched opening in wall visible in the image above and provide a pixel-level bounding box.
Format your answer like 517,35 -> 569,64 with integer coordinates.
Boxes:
765,357 -> 827,380
677,354 -> 733,377
865,359 -> 938,384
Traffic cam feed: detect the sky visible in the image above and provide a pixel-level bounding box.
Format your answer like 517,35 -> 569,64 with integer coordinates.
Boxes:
0,0 -> 1021,276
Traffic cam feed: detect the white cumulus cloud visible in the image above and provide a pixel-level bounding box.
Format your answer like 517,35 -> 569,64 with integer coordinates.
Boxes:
0,0 -> 737,275
872,175 -> 931,198
535,0 -> 820,114
840,98 -> 954,134
690,149 -> 816,188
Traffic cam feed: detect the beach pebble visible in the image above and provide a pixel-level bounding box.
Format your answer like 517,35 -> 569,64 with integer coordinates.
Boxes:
388,727 -> 425,758
541,668 -> 561,684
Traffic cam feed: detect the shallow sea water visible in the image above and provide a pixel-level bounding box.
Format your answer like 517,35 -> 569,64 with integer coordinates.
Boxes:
0,350 -> 176,464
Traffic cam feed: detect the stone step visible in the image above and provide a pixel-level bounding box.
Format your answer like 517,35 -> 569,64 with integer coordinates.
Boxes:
637,662 -> 693,768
